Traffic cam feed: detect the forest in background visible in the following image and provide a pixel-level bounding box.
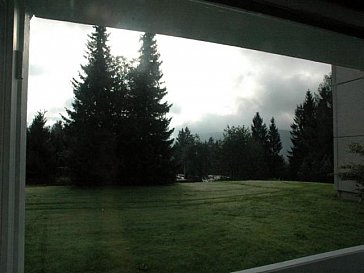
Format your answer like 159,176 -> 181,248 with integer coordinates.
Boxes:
26,26 -> 333,186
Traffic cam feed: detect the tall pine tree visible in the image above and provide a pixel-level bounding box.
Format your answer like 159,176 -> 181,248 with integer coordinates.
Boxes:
174,127 -> 196,178
314,75 -> 333,182
251,112 -> 269,178
64,26 -> 120,185
288,78 -> 334,183
49,121 -> 67,183
267,117 -> 285,178
26,111 -> 52,184
289,90 -> 317,181
125,33 -> 175,185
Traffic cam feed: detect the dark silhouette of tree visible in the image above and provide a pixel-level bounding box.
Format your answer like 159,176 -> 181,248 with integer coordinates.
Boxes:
288,75 -> 333,182
26,111 -> 52,184
267,117 -> 285,178
314,75 -> 333,182
221,125 -> 263,180
125,33 -> 175,185
64,25 -> 120,185
251,112 -> 269,178
289,90 -> 317,181
205,137 -> 223,176
49,121 -> 67,183
174,127 -> 196,178
251,112 -> 268,145
174,127 -> 218,181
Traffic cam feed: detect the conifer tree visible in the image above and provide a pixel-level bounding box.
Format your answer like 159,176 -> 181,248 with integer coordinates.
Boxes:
205,137 -> 223,176
126,33 -> 175,185
174,127 -> 196,178
251,112 -> 268,145
64,26 -> 120,185
222,125 -> 263,180
251,112 -> 269,178
49,121 -> 67,183
26,111 -> 52,184
289,90 -> 318,181
314,75 -> 333,182
267,117 -> 284,178
288,77 -> 333,183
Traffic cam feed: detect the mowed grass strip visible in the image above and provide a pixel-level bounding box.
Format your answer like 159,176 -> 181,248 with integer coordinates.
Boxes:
25,181 -> 364,273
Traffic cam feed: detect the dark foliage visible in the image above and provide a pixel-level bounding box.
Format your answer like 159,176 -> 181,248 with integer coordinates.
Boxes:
27,26 -> 333,186
64,27 -> 175,186
267,117 -> 285,178
174,127 -> 222,181
64,26 -> 121,185
221,126 -> 264,180
205,137 -> 224,176
124,33 -> 175,185
26,111 -> 52,184
288,75 -> 333,182
174,127 -> 197,178
251,112 -> 270,178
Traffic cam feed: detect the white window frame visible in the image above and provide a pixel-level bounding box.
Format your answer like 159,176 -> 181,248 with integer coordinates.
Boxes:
1,1 -> 364,273
1,1 -> 30,272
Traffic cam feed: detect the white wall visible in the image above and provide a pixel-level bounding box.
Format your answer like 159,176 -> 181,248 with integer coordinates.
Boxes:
333,66 -> 364,196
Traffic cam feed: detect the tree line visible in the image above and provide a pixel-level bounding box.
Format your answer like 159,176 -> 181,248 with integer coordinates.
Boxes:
173,114 -> 285,181
173,75 -> 333,183
26,25 -> 333,185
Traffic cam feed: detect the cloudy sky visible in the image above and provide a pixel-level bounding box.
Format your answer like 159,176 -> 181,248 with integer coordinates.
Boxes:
28,17 -> 330,135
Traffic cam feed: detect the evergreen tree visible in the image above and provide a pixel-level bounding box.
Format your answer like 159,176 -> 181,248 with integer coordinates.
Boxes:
174,127 -> 196,178
125,33 -> 175,185
251,112 -> 269,178
205,137 -> 223,176
289,104 -> 305,179
251,112 -> 268,145
221,125 -> 263,180
26,111 -> 52,184
314,75 -> 333,182
267,117 -> 285,178
49,121 -> 67,183
185,135 -> 208,181
289,76 -> 333,183
64,25 -> 120,185
289,90 -> 317,181
174,128 -> 213,181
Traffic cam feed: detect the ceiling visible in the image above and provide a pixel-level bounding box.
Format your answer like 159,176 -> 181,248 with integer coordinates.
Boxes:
26,0 -> 364,69
205,0 -> 364,39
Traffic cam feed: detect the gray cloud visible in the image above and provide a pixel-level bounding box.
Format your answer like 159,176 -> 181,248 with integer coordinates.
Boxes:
254,73 -> 314,124
233,74 -> 245,89
175,50 -> 331,134
170,103 -> 182,114
45,100 -> 73,126
29,64 -> 45,76
28,18 -> 331,136
175,69 -> 329,135
65,98 -> 74,108
177,112 -> 246,135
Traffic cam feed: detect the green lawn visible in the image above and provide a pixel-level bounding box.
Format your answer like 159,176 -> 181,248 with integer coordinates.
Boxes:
25,181 -> 364,273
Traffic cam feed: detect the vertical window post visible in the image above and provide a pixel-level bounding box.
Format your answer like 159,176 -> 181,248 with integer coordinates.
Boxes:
0,0 -> 30,272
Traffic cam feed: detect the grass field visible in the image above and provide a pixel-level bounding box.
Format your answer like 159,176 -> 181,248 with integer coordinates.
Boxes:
25,181 -> 364,273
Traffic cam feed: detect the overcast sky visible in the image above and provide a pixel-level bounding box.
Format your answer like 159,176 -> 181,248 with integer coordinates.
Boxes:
28,17 -> 331,135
